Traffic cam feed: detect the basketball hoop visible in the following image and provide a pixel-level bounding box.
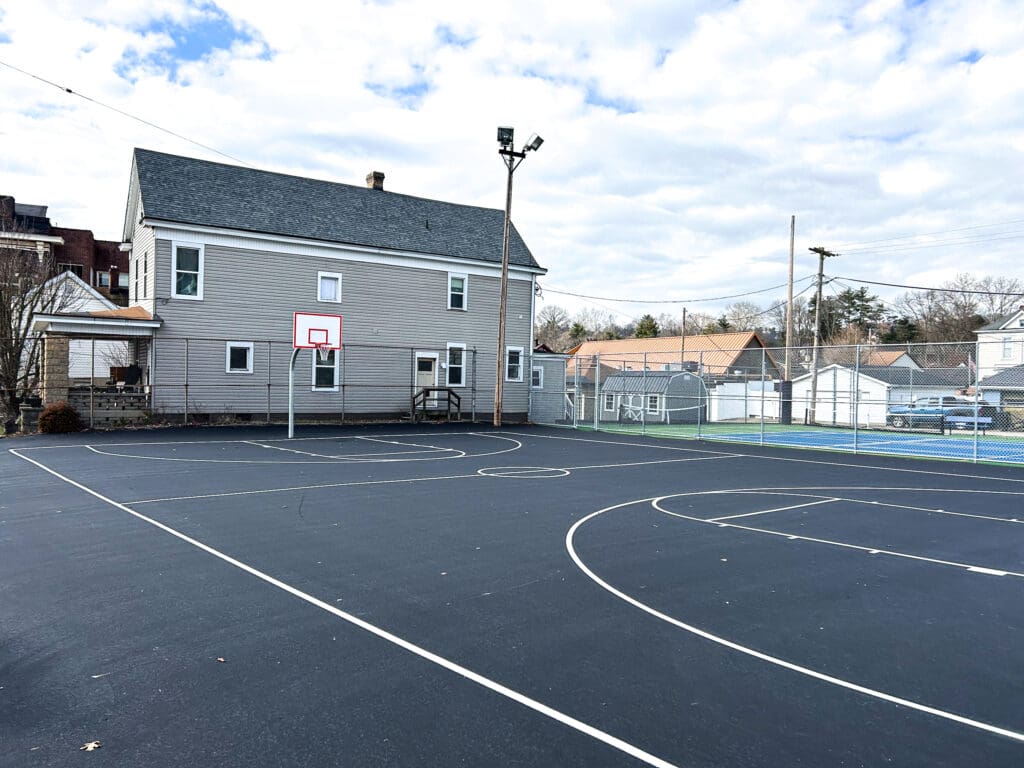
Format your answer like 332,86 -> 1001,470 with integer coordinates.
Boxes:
315,342 -> 332,364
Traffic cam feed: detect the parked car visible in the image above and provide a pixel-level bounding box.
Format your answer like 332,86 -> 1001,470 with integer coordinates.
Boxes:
886,396 -> 998,429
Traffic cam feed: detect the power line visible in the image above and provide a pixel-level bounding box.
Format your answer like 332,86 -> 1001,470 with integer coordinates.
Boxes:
542,275 -> 816,305
837,231 -> 1024,256
834,219 -> 1024,249
832,275 -> 1024,296
0,59 -> 253,167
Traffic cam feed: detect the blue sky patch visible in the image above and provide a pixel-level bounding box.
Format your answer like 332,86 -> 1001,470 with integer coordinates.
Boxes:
115,4 -> 268,82
655,47 -> 670,67
959,49 -> 983,64
366,69 -> 431,109
436,25 -> 474,48
585,85 -> 637,115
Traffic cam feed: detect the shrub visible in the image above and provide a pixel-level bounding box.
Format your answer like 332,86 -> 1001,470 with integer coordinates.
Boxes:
38,401 -> 83,434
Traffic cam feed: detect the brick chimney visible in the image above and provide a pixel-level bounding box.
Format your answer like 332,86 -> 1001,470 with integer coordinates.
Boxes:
365,171 -> 385,191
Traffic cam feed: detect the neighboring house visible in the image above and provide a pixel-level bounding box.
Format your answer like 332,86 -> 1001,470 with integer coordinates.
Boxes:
568,331 -> 782,379
790,364 -> 976,427
976,307 -> 1024,381
598,370 -> 705,424
0,194 -> 128,304
33,149 -> 545,421
978,363 -> 1024,409
528,348 -> 571,424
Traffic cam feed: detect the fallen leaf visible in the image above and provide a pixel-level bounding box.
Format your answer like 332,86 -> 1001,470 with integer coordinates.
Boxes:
80,741 -> 101,751
216,657 -> 226,663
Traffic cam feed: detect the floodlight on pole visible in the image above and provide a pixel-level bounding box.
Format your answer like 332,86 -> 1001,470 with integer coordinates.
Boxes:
493,126 -> 543,427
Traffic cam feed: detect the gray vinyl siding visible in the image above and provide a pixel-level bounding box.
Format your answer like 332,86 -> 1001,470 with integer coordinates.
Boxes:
129,224 -> 156,315
146,233 -> 533,416
528,354 -> 570,424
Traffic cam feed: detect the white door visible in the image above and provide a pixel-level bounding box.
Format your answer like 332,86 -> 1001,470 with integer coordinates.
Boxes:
416,355 -> 438,405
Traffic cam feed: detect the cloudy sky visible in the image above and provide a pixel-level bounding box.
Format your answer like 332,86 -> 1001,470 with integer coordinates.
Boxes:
2,0 -> 1023,326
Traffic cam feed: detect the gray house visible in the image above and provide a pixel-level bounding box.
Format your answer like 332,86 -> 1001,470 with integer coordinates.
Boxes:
34,148 -> 545,422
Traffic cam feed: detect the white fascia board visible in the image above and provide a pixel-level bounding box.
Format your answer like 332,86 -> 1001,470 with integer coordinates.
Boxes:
1,231 -> 65,245
32,314 -> 162,333
145,219 -> 546,280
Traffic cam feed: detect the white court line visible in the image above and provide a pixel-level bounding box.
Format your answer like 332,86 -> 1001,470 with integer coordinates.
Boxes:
651,496 -> 1024,579
121,454 -> 737,505
504,430 -> 1024,484
707,498 -> 838,522
10,448 -> 680,768
567,497 -> 1024,744
82,434 -> 522,465
564,455 -> 739,471
247,439 -> 463,461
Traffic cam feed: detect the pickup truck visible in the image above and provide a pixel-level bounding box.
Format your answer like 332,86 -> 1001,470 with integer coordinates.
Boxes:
886,396 -> 997,429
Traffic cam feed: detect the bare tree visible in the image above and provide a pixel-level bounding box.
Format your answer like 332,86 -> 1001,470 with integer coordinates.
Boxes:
0,224 -> 79,419
724,300 -> 764,331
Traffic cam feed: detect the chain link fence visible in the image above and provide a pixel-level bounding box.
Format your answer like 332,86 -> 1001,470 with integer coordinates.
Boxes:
530,340 -> 1024,465
3,334 -> 505,430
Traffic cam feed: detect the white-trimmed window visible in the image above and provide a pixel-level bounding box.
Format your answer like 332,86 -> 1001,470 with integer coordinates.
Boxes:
318,271 -> 343,303
448,273 -> 467,310
225,342 -> 254,374
647,394 -> 660,413
57,263 -> 83,277
604,393 -> 615,411
143,254 -> 148,299
446,343 -> 466,387
531,366 -> 544,388
505,346 -> 523,382
172,241 -> 204,299
312,349 -> 339,391
117,272 -> 129,289
95,270 -> 110,288
1002,338 -> 1014,359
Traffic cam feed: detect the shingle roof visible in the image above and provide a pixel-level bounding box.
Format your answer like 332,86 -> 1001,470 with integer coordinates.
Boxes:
132,148 -> 542,270
567,332 -> 773,376
796,364 -> 970,387
602,370 -> 700,394
979,364 -> 1024,389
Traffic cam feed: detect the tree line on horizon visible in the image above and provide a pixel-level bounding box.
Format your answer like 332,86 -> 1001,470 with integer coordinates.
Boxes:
535,274 -> 1024,353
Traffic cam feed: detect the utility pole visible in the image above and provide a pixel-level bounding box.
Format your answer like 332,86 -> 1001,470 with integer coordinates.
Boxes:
680,307 -> 687,366
781,215 -> 796,425
807,246 -> 837,425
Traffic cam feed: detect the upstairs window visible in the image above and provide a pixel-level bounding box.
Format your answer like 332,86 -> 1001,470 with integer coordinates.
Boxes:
172,242 -> 203,299
448,273 -> 467,310
318,271 -> 342,303
313,349 -> 339,391
117,272 -> 129,289
57,263 -> 84,278
95,270 -> 110,288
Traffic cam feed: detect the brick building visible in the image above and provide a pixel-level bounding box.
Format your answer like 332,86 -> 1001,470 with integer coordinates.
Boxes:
0,194 -> 127,306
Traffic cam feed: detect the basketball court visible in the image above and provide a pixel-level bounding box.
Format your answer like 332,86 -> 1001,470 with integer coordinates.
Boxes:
4,424 -> 1024,766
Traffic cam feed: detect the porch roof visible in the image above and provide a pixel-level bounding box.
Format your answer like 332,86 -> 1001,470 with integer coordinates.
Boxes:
32,306 -> 161,337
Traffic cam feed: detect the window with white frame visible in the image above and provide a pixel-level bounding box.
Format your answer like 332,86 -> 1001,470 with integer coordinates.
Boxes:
446,343 -> 466,386
312,349 -> 339,391
318,271 -> 343,303
172,242 -> 203,299
448,273 -> 467,310
647,394 -> 659,413
505,347 -> 523,382
117,272 -> 129,289
57,263 -> 83,277
225,342 -> 254,374
531,366 -> 543,388
1002,338 -> 1015,359
143,254 -> 148,298
604,393 -> 615,411
95,270 -> 110,288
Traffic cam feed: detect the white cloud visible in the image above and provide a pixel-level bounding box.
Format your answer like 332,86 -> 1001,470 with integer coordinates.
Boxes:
1,0 -> 1023,326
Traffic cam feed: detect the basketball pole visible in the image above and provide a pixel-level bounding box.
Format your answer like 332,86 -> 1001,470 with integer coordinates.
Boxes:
288,347 -> 301,438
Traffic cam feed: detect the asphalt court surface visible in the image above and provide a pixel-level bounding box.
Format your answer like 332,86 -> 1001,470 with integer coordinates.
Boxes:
3,424 -> 1024,766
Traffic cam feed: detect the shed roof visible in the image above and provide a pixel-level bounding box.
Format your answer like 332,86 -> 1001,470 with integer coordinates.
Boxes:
979,363 -> 1024,389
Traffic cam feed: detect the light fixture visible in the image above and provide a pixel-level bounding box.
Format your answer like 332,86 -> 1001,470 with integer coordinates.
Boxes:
525,133 -> 544,151
497,126 -> 514,148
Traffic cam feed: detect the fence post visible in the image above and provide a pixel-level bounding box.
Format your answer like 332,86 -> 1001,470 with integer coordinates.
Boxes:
973,339 -> 980,463
266,341 -> 272,424
641,352 -> 647,436
853,345 -> 860,454
697,351 -> 704,438
471,348 -> 477,422
759,347 -> 766,446
573,353 -> 579,429
184,339 -> 189,425
593,353 -> 600,431
340,345 -> 346,423
89,336 -> 95,429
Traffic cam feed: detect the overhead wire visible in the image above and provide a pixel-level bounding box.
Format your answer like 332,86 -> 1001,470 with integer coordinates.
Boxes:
541,274 -> 816,305
0,59 -> 253,167
830,275 -> 1024,296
